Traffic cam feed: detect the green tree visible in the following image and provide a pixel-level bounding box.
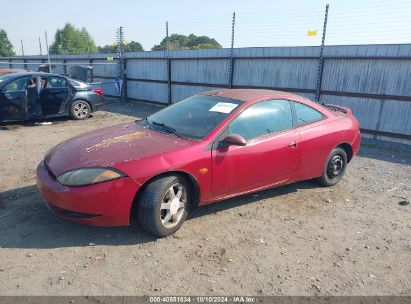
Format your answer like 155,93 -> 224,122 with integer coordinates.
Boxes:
98,40 -> 144,53
152,33 -> 221,51
0,29 -> 15,57
49,23 -> 97,54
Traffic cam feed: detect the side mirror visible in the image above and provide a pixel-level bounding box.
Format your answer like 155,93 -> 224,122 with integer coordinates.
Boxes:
221,134 -> 247,147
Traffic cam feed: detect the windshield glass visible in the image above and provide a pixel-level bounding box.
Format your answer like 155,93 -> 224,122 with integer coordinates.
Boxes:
143,95 -> 244,139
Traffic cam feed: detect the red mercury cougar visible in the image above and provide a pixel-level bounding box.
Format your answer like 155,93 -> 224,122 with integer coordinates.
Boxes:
37,89 -> 361,237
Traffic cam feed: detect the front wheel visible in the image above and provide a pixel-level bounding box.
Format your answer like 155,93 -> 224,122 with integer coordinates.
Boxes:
70,100 -> 91,120
137,175 -> 191,237
317,147 -> 347,187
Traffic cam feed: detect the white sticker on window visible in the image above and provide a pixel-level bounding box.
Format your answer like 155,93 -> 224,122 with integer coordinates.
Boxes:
209,102 -> 238,114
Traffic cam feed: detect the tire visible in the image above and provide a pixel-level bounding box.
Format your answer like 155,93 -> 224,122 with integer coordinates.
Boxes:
317,147 -> 348,187
70,100 -> 91,120
137,175 -> 191,237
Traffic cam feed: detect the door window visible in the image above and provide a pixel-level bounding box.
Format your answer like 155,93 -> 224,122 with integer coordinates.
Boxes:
292,101 -> 324,126
228,99 -> 292,140
46,77 -> 68,89
2,77 -> 30,93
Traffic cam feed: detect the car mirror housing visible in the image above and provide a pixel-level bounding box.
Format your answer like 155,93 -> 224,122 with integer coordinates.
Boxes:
221,134 -> 247,147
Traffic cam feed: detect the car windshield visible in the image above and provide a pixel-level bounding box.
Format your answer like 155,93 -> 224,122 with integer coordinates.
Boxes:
142,95 -> 244,140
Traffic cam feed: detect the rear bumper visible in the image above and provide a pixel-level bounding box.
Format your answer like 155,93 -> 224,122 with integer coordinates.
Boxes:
85,94 -> 105,112
352,130 -> 361,156
92,102 -> 105,111
36,160 -> 140,226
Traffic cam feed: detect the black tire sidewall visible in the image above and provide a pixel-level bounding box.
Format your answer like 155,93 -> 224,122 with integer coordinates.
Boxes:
319,147 -> 348,187
138,175 -> 191,237
70,100 -> 91,120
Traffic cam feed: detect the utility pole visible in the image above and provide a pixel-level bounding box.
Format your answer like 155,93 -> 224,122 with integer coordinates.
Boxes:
20,39 -> 24,56
45,31 -> 52,73
228,12 -> 236,88
39,37 -> 43,55
315,4 -> 329,102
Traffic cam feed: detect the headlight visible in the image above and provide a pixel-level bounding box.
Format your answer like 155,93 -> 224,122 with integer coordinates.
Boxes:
57,167 -> 126,186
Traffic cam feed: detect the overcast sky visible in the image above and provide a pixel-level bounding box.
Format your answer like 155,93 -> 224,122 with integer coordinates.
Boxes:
1,0 -> 411,55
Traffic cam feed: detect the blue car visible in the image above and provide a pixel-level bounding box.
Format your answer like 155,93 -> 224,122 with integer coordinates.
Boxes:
0,72 -> 105,123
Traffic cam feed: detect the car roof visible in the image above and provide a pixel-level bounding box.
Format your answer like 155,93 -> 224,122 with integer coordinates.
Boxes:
199,88 -> 333,116
199,89 -> 310,103
0,72 -> 64,79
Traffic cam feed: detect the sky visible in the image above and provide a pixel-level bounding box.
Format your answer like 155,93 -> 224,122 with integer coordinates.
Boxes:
1,0 -> 411,55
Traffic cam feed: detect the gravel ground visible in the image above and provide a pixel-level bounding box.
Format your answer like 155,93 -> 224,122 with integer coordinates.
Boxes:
0,99 -> 410,296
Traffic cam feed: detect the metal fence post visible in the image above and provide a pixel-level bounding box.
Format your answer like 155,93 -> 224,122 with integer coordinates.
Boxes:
89,59 -> 94,83
228,12 -> 236,89
315,4 -> 329,102
44,31 -> 52,73
117,26 -> 126,103
23,59 -> 27,70
39,37 -> 42,55
123,58 -> 128,101
20,39 -> 24,56
166,21 -> 172,105
63,59 -> 67,76
8,59 -> 12,69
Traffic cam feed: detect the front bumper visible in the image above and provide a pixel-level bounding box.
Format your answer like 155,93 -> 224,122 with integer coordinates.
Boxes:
36,161 -> 140,226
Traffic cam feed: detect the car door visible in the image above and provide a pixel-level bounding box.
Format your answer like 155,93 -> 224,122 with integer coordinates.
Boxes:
290,101 -> 331,179
0,76 -> 30,122
211,99 -> 301,199
39,76 -> 70,115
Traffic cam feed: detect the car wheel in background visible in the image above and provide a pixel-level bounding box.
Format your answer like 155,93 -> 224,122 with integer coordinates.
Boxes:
70,100 -> 91,120
137,175 -> 191,237
317,147 -> 348,187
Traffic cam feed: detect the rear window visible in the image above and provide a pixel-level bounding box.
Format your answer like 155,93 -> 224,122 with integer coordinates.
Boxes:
292,102 -> 324,125
68,78 -> 88,87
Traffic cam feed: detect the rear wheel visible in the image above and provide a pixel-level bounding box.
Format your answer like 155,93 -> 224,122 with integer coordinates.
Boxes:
70,100 -> 91,120
137,175 -> 190,237
317,147 -> 347,187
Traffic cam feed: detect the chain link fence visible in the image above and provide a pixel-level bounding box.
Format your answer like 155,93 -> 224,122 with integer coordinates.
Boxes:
1,2 -> 411,143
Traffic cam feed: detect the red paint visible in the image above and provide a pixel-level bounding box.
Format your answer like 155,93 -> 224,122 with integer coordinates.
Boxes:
37,89 -> 361,226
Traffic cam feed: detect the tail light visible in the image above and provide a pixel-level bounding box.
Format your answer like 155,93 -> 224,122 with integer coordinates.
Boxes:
92,88 -> 104,95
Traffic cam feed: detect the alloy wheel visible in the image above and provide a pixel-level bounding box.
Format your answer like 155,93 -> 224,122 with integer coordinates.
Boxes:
160,183 -> 186,229
74,102 -> 89,118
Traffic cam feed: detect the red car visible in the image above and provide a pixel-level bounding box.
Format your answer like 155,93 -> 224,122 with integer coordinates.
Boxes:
37,89 -> 361,237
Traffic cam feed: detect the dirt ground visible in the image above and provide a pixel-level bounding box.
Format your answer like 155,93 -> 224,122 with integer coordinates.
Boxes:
0,99 -> 410,296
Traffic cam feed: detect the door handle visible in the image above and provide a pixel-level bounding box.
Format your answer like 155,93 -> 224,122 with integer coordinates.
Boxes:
288,141 -> 298,148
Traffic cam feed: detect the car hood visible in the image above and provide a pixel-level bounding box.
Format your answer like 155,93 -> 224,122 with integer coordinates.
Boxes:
45,122 -> 194,176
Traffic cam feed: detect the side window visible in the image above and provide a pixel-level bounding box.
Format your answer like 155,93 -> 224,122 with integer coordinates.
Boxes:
293,102 -> 324,125
2,77 -> 30,93
229,99 -> 292,140
46,77 -> 68,89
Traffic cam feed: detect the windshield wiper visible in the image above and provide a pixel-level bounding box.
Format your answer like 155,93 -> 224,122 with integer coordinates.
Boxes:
150,120 -> 183,138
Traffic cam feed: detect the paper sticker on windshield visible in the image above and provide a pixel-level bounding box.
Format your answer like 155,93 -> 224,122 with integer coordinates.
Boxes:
209,102 -> 238,113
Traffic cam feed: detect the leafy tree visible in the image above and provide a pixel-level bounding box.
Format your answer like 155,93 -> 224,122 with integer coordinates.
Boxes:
0,29 -> 15,57
152,33 -> 221,51
49,23 -> 97,54
98,41 -> 144,53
